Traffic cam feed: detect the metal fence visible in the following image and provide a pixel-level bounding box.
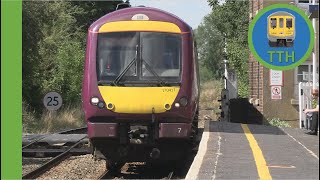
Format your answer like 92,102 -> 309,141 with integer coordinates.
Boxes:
299,82 -> 319,129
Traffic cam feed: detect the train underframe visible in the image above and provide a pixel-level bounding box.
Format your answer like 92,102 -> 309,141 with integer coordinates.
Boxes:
268,38 -> 294,47
88,115 -> 199,169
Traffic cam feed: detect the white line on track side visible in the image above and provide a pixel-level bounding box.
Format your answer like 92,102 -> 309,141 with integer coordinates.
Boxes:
185,131 -> 210,180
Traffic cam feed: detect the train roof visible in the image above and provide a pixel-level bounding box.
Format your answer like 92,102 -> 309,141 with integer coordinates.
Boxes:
268,11 -> 294,17
89,7 -> 192,33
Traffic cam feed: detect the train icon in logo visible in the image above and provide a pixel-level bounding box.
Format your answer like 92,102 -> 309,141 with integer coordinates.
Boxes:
267,11 -> 295,47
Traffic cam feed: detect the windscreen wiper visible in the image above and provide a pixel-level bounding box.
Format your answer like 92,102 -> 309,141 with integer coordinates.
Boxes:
141,58 -> 167,86
112,45 -> 138,86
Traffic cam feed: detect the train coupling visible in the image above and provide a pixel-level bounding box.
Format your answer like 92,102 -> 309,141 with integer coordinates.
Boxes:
128,126 -> 149,144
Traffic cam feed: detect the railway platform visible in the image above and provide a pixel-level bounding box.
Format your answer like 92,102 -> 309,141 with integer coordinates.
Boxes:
186,121 -> 319,180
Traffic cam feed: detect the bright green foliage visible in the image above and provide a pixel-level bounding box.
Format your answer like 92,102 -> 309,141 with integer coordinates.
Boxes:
23,1 -> 124,113
268,118 -> 291,128
195,18 -> 224,80
196,0 -> 249,97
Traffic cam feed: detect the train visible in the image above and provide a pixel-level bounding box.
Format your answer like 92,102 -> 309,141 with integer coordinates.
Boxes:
267,11 -> 295,47
82,6 -> 199,169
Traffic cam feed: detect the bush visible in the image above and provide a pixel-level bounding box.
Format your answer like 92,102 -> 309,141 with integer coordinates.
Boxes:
267,118 -> 291,128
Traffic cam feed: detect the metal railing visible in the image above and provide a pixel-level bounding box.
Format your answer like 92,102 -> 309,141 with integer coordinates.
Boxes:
299,82 -> 319,129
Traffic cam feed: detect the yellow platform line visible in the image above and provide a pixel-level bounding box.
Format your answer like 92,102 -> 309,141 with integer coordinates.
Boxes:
241,124 -> 272,180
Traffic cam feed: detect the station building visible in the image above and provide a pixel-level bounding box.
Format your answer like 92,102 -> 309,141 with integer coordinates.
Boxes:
248,0 -> 319,127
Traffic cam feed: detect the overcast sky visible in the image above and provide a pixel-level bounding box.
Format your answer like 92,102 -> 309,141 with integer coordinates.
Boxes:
129,0 -> 212,29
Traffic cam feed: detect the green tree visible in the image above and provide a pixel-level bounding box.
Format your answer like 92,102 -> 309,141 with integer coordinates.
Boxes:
22,2 -> 49,110
22,1 -> 126,112
197,0 -> 249,97
195,16 -> 224,80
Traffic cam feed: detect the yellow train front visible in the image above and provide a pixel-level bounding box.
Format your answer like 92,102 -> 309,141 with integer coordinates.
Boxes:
267,11 -> 295,47
82,7 -> 199,168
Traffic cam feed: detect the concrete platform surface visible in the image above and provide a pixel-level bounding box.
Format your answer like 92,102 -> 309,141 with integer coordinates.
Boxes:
186,121 -> 319,180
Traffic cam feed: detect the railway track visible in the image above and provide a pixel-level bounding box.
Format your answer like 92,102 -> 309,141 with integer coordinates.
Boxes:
22,126 -> 201,179
22,127 -> 87,149
97,166 -> 176,179
98,169 -> 112,179
23,127 -> 89,157
22,136 -> 86,179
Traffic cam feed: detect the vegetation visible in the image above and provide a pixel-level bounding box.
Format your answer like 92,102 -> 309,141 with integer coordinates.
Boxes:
23,1 -> 126,133
200,80 -> 223,109
196,0 -> 249,97
267,118 -> 291,128
23,101 -> 85,133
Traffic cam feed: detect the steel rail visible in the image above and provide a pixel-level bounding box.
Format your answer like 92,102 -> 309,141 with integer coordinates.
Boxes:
22,136 -> 86,179
22,127 -> 87,149
97,170 -> 111,180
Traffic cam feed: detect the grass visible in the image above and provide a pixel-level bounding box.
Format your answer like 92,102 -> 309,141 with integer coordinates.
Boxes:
266,118 -> 291,128
23,80 -> 224,133
199,80 -> 222,109
23,101 -> 85,134
199,80 -> 223,121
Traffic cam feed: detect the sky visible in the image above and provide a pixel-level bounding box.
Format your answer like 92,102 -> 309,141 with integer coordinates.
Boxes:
130,0 -> 212,29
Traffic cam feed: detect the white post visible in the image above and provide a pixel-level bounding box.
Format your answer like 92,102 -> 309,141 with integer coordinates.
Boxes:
299,82 -> 303,128
223,35 -> 228,89
224,60 -> 228,89
312,0 -> 318,90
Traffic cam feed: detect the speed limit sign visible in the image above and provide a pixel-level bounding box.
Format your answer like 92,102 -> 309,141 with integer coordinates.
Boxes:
43,92 -> 63,111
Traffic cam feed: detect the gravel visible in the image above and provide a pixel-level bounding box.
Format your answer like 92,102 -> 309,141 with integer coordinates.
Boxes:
23,157 -> 52,176
23,155 -> 105,180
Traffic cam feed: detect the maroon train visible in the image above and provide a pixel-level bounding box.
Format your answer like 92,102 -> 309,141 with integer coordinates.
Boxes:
82,6 -> 199,167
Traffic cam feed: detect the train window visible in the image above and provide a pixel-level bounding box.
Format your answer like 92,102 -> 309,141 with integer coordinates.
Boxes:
286,18 -> 293,28
297,65 -> 313,82
141,32 -> 181,78
279,18 -> 284,28
270,18 -> 277,28
96,32 -> 181,83
96,32 -> 138,81
298,0 -> 310,3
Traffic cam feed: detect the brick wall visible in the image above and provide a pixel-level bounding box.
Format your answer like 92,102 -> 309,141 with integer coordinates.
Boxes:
248,0 -> 301,125
249,0 -> 264,113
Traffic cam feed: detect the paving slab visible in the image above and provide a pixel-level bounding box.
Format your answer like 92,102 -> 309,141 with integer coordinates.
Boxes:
186,121 -> 319,180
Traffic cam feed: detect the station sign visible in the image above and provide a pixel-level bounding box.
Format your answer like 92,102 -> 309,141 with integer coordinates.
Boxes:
248,4 -> 314,70
271,86 -> 282,99
270,70 -> 283,86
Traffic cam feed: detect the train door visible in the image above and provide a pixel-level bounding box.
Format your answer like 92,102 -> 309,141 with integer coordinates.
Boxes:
278,17 -> 285,36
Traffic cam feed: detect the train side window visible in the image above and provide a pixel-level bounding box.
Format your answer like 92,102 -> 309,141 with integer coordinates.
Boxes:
286,18 -> 293,28
279,18 -> 284,28
271,18 -> 277,28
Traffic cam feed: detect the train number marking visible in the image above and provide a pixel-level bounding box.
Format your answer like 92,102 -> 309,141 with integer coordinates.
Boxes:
163,88 -> 175,93
178,128 -> 182,133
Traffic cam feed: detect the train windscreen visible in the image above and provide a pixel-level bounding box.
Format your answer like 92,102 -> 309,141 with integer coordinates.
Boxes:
141,32 -> 181,78
286,18 -> 293,28
96,32 -> 181,85
270,18 -> 277,29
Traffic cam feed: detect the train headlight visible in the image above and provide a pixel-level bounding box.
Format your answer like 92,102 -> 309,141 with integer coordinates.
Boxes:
107,103 -> 115,110
90,97 -> 99,105
174,103 -> 180,108
97,101 -> 106,109
179,97 -> 188,106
